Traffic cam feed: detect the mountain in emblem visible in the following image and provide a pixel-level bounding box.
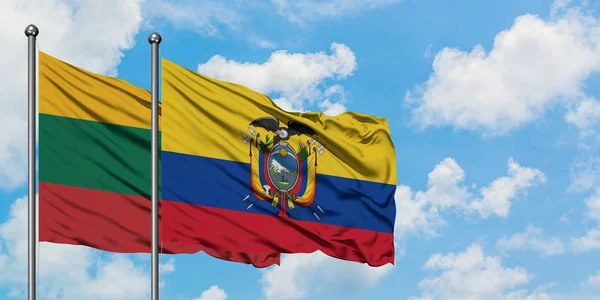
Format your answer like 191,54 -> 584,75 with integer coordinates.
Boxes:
269,159 -> 289,174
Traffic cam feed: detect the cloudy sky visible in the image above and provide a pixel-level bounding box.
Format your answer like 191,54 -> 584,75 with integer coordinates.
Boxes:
2,0 -> 600,299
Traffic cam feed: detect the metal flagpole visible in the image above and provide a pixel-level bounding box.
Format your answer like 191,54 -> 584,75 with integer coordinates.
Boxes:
148,32 -> 162,300
25,24 -> 39,300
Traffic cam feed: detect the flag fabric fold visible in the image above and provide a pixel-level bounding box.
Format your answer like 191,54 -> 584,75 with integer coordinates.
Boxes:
38,51 -> 279,268
161,58 -> 397,267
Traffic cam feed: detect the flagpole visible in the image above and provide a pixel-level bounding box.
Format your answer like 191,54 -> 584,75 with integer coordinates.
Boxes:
148,32 -> 162,300
24,24 -> 39,300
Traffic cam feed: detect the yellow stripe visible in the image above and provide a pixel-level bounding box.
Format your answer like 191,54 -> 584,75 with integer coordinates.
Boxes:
161,58 -> 396,185
39,51 -> 158,129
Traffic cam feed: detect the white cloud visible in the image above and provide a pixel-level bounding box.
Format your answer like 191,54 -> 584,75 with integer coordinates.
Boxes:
260,251 -> 394,300
504,289 -> 553,300
71,255 -> 149,300
0,195 -> 171,300
158,257 -> 176,289
585,188 -> 600,222
570,188 -> 600,253
469,158 -> 546,218
316,84 -> 348,116
550,0 -> 574,17
581,270 -> 600,289
406,4 -> 600,135
194,285 -> 228,300
143,0 -> 244,37
395,157 -> 545,238
318,99 -> 347,116
394,184 -> 444,238
496,226 -> 566,257
272,0 -> 401,25
409,243 -> 543,300
248,36 -> 278,49
0,0 -> 145,189
423,44 -> 434,58
159,257 -> 175,273
569,156 -> 600,192
197,43 -> 357,113
565,98 -> 600,137
394,158 -> 468,237
571,228 -> 600,253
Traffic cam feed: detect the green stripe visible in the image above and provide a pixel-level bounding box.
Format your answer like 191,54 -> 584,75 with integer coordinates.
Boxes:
40,113 -> 160,197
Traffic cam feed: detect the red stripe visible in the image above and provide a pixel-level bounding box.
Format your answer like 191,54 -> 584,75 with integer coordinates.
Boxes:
161,200 -> 395,267
39,182 -> 280,268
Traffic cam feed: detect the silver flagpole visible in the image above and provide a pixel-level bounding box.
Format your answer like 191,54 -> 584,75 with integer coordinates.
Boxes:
25,24 -> 39,300
148,32 -> 162,300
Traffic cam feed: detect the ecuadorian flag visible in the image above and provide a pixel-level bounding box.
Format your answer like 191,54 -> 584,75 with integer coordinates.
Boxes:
161,59 -> 397,266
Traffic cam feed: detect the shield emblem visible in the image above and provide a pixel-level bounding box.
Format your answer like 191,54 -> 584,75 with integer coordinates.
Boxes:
267,142 -> 299,192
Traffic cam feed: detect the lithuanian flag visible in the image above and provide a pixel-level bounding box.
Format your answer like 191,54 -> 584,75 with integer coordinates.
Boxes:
38,51 -> 279,267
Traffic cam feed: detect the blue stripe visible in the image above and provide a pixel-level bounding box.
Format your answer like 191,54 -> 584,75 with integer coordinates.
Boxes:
162,150 -> 396,233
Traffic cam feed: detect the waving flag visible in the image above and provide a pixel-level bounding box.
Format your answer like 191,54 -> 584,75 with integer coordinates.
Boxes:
161,58 -> 397,266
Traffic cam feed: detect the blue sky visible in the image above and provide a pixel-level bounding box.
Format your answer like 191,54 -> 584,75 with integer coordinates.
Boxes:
2,0 -> 600,299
